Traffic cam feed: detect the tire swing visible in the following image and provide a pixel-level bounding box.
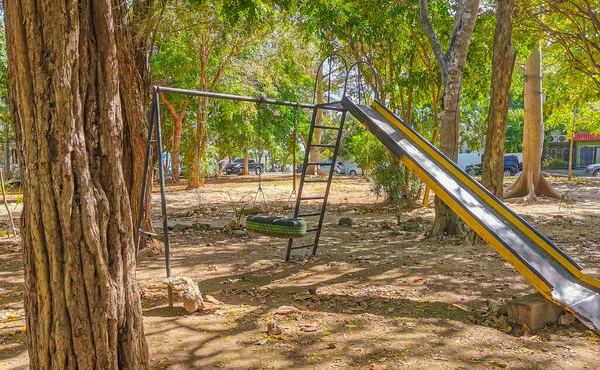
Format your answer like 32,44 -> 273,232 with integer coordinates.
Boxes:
246,216 -> 307,238
245,104 -> 306,239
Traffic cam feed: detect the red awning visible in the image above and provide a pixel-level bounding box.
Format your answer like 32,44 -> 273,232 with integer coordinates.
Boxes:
574,133 -> 600,141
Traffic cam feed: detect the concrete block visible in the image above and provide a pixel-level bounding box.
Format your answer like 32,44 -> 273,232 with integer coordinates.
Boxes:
507,292 -> 564,331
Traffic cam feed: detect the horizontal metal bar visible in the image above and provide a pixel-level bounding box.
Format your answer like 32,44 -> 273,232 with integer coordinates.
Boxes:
315,101 -> 345,111
300,196 -> 325,200
156,86 -> 317,109
297,212 -> 322,217
291,243 -> 315,250
313,125 -> 341,130
306,228 -> 319,232
306,162 -> 330,166
138,229 -> 160,238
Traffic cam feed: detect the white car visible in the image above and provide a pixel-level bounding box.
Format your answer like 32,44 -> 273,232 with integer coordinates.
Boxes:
342,160 -> 363,176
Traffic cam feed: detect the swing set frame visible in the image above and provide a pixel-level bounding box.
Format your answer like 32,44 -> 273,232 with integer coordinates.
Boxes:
137,55 -> 377,306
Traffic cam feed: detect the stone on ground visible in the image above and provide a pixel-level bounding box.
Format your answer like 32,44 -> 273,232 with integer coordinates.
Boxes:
267,321 -> 282,336
275,305 -> 299,315
507,292 -> 564,331
163,276 -> 204,313
338,217 -> 353,227
558,312 -> 577,326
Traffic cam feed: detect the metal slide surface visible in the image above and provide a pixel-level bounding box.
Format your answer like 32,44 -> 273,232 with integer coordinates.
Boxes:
341,97 -> 600,331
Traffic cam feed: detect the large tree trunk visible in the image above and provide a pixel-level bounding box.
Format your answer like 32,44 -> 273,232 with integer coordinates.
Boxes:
113,0 -> 158,249
505,43 -> 559,202
4,0 -> 149,368
420,0 -> 479,236
480,0 -> 517,199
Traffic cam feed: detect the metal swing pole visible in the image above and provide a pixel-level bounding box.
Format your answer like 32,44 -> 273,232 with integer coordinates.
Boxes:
154,88 -> 173,307
292,105 -> 298,193
136,86 -> 173,307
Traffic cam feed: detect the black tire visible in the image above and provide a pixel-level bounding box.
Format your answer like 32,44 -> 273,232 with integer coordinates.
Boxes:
349,170 -> 357,176
467,168 -> 476,176
255,167 -> 262,175
594,170 -> 600,178
504,169 -> 514,177
245,216 -> 307,238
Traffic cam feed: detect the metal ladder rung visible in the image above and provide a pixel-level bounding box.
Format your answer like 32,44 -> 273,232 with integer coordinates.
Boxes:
148,139 -> 158,144
291,243 -> 315,250
306,228 -> 319,232
313,125 -> 340,130
300,196 -> 325,200
138,229 -> 161,238
297,212 -> 322,217
311,144 -> 336,148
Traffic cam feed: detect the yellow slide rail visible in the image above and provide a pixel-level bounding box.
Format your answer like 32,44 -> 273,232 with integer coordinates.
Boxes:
372,102 -> 600,291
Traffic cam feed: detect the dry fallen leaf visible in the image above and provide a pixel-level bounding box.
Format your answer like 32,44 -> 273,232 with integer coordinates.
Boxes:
299,324 -> 318,332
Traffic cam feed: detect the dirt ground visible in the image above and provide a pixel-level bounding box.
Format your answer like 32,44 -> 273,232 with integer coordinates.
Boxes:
1,174 -> 600,369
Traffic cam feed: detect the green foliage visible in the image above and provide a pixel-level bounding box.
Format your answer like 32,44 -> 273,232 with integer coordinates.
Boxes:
371,153 -> 421,220
543,157 -> 568,170
505,109 -> 524,153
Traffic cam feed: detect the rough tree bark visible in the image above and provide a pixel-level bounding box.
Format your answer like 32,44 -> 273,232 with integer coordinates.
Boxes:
480,0 -> 517,199
113,0 -> 159,248
505,43 -> 560,202
420,0 -> 480,236
4,0 -> 149,368
160,92 -> 189,183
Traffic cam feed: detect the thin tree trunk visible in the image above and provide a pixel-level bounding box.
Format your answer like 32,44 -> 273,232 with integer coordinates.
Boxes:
480,0 -> 517,199
191,47 -> 209,188
0,167 -> 16,237
568,138 -> 574,181
160,92 -> 188,184
241,151 -> 250,175
505,43 -> 559,202
307,70 -> 326,176
4,0 -> 149,368
420,0 -> 479,236
281,153 -> 289,172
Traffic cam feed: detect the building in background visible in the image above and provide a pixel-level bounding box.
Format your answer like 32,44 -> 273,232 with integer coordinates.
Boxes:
545,131 -> 600,169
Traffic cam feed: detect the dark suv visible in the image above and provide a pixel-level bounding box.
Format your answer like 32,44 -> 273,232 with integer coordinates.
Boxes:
465,155 -> 521,176
225,158 -> 264,175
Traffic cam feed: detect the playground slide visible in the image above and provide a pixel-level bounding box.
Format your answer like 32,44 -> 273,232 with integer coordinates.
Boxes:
341,97 -> 600,331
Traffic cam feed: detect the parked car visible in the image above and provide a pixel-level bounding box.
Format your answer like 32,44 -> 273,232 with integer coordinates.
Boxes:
465,155 -> 521,177
320,161 -> 346,174
584,163 -> 600,177
225,158 -> 264,175
341,160 -> 363,175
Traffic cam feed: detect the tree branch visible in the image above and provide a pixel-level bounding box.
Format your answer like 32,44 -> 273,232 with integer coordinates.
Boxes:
419,0 -> 446,72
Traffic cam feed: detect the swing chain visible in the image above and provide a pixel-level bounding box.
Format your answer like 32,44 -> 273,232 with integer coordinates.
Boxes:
253,99 -> 267,211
